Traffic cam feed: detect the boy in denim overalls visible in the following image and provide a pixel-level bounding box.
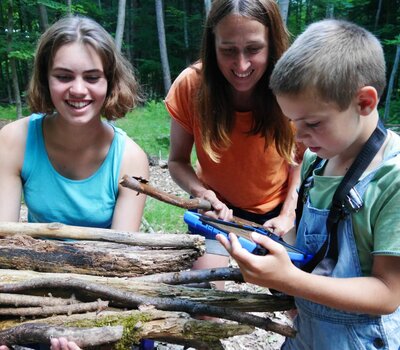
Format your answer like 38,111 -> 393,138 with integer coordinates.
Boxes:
217,19 -> 400,349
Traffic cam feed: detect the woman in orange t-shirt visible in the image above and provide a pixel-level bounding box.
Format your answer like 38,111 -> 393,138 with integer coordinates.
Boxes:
165,0 -> 304,277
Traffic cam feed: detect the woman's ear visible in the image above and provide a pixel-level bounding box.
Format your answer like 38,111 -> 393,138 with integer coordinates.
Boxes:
357,86 -> 378,116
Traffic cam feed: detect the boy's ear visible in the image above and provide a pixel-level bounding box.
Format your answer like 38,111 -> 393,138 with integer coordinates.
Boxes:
357,86 -> 378,116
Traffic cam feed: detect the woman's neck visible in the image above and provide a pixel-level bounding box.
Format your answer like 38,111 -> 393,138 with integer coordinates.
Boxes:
232,89 -> 255,112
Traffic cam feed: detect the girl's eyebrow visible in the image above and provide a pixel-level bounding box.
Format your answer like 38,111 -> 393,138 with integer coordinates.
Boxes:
51,67 -> 104,74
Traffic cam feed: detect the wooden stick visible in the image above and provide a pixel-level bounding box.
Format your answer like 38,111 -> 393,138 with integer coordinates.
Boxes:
0,293 -> 78,307
0,277 -> 296,337
0,269 -> 294,312
135,267 -> 245,284
120,175 -> 212,210
0,300 -> 108,317
120,175 -> 267,230
0,222 -> 204,249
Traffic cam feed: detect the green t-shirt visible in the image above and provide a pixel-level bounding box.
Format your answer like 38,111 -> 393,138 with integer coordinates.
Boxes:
301,130 -> 400,275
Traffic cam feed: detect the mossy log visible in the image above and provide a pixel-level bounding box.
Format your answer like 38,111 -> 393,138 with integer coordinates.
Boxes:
0,309 -> 254,349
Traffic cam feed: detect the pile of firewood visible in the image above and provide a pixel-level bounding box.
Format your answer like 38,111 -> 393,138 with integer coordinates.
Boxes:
0,222 -> 295,349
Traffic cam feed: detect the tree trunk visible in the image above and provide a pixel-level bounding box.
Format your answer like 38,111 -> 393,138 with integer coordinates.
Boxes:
155,0 -> 171,94
4,59 -> 13,104
384,44 -> 400,121
6,0 -> 22,119
374,0 -> 383,31
115,0 -> 127,52
66,0 -> 72,15
326,3 -> 334,18
278,0 -> 290,24
182,0 -> 190,65
305,0 -> 313,24
204,0 -> 211,17
38,4 -> 49,31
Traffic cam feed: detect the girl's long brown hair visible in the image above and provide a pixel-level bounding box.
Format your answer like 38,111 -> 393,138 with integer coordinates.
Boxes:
28,15 -> 141,120
198,0 -> 294,162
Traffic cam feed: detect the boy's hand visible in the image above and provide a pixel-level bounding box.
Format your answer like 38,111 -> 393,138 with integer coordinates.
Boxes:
263,213 -> 295,237
217,231 -> 295,289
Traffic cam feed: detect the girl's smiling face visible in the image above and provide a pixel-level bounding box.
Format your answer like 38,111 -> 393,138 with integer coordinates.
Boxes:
48,42 -> 108,124
215,14 -> 269,98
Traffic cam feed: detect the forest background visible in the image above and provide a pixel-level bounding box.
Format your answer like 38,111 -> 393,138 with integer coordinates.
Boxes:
0,0 -> 399,232
1,0 -> 399,120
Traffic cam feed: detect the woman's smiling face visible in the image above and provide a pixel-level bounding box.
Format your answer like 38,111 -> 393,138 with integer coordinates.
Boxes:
215,14 -> 269,97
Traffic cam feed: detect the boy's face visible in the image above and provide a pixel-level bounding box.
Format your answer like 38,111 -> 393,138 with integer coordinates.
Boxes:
276,91 -> 363,160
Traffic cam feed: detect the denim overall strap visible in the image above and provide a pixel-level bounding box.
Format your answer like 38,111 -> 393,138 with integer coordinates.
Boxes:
300,120 -> 387,274
283,150 -> 400,350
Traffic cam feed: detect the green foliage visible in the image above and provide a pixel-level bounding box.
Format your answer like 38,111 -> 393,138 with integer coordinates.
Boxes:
115,100 -> 188,233
37,0 -> 68,12
116,100 -> 171,160
0,105 -> 30,119
144,197 -> 187,233
380,98 -> 400,124
8,49 -> 34,60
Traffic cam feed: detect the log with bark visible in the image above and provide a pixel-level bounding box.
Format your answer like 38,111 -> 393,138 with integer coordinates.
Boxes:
0,268 -> 294,312
0,268 -> 296,348
0,222 -> 204,276
0,222 -> 296,348
0,221 -> 204,249
0,309 -> 255,349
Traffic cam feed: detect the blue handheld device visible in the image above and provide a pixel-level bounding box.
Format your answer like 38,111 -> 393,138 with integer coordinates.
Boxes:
184,211 -> 313,266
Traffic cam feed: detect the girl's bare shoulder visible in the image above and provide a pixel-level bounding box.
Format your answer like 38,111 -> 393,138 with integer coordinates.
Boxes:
0,116 -> 30,147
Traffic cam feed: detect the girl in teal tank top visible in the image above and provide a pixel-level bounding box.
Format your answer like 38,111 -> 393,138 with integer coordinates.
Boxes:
0,15 -> 150,350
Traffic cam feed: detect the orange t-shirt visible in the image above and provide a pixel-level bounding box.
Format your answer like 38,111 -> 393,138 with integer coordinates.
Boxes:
165,66 -> 291,214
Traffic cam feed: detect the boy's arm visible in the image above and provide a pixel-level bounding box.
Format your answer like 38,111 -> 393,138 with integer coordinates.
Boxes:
0,120 -> 27,222
218,232 -> 400,315
111,137 -> 149,231
263,164 -> 301,236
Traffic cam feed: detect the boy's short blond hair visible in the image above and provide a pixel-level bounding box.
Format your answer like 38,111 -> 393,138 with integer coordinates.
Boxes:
270,19 -> 386,111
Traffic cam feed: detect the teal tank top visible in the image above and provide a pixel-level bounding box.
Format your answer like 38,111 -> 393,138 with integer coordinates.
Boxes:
21,114 -> 126,228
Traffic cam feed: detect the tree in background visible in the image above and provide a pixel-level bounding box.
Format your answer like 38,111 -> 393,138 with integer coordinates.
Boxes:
6,0 -> 22,119
278,0 -> 290,24
0,0 -> 398,121
384,36 -> 400,123
155,0 -> 171,94
115,0 -> 126,52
